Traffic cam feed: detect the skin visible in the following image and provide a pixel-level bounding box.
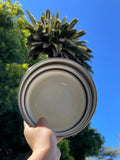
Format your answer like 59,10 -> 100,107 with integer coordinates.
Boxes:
24,118 -> 62,160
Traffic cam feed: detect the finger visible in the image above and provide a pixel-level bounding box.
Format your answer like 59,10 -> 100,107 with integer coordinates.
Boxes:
57,137 -> 63,143
36,117 -> 48,127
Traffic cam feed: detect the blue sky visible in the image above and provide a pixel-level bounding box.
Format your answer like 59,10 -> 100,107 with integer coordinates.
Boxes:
12,0 -> 120,159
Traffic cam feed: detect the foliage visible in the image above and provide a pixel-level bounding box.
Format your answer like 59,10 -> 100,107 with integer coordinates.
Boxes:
0,0 -> 29,64
0,0 -> 31,159
26,9 -> 93,73
0,0 -> 29,35
97,146 -> 120,160
0,0 -> 29,114
58,139 -> 75,160
0,63 -> 28,114
0,111 -> 31,159
28,54 -> 48,67
58,125 -> 106,160
85,146 -> 120,160
67,125 -> 105,160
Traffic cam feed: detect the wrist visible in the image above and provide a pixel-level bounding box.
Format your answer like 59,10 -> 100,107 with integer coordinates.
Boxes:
28,147 -> 57,160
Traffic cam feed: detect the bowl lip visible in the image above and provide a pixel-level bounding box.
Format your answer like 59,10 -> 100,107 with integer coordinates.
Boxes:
18,58 -> 97,137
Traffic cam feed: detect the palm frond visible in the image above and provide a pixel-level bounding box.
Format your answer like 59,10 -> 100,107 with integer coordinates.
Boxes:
56,11 -> 59,19
46,9 -> 51,20
26,9 -> 94,73
63,39 -> 92,61
67,18 -> 78,30
26,10 -> 38,26
73,30 -> 86,39
61,16 -> 67,24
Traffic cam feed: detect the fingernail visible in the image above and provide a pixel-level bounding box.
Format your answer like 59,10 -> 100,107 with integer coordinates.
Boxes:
36,117 -> 48,126
39,117 -> 48,123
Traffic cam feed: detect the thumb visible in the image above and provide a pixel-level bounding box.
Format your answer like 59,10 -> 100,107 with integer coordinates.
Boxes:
36,117 -> 48,127
24,121 -> 29,129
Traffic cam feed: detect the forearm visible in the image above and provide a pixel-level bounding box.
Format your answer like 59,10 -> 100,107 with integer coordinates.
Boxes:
28,148 -> 57,160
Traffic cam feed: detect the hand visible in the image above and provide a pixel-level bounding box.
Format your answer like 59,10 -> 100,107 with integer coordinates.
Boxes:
24,118 -> 62,160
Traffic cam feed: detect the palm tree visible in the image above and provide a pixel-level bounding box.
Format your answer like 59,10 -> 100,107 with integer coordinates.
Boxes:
26,9 -> 93,73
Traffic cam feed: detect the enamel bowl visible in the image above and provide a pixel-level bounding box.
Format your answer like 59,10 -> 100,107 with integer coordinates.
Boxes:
18,58 -> 97,137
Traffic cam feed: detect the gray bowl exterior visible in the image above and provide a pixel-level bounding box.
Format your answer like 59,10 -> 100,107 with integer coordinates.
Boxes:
18,58 -> 97,138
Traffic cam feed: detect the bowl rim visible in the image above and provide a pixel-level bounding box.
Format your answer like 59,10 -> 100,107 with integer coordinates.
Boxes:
18,58 -> 97,137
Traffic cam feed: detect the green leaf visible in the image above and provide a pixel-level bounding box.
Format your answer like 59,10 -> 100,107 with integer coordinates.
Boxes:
26,10 -> 38,26
25,24 -> 35,33
60,23 -> 69,32
53,19 -> 60,29
37,23 -> 43,32
61,16 -> 67,24
51,13 -> 55,27
42,12 -> 45,17
31,42 -> 43,46
45,24 -> 51,33
65,30 -> 77,38
46,9 -> 50,20
56,11 -> 59,19
76,40 -> 88,45
40,16 -> 45,24
67,18 -> 78,30
87,48 -> 93,53
73,30 -> 86,38
62,48 -> 76,57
